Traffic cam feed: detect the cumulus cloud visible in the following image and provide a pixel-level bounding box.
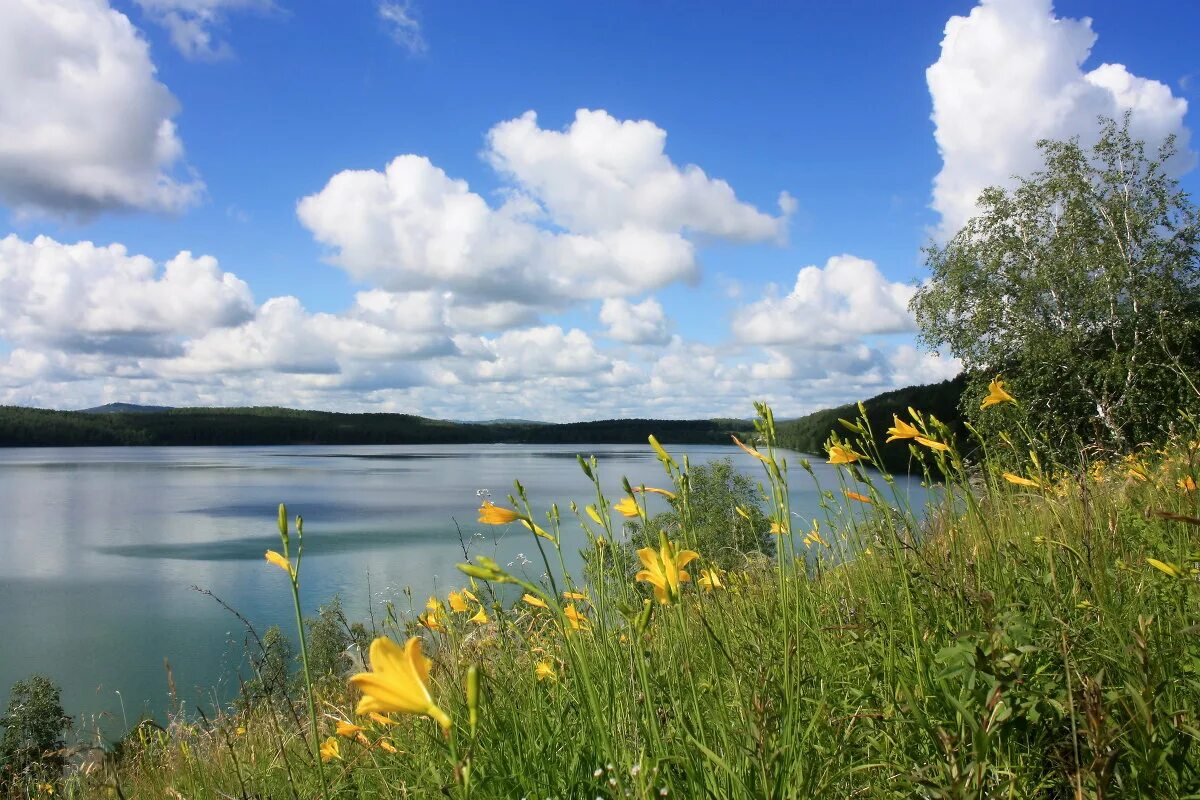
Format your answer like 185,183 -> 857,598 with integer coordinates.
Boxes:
378,1 -> 426,55
453,326 -> 610,383
928,0 -> 1193,238
598,298 -> 671,345
0,234 -> 253,355
0,0 -> 203,215
132,0 -> 272,60
297,110 -> 789,308
731,255 -> 916,347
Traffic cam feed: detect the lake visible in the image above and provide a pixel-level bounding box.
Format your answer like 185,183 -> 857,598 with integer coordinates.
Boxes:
0,443 -> 926,736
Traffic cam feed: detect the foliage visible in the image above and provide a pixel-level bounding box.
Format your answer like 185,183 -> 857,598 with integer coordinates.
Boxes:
0,675 -> 71,792
50,404 -> 1200,798
241,625 -> 295,703
912,115 -> 1200,455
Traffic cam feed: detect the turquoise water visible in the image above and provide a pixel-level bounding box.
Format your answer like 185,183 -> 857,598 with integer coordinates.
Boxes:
0,443 -> 927,736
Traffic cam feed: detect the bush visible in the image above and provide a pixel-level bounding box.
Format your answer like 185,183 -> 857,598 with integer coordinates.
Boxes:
0,675 -> 71,792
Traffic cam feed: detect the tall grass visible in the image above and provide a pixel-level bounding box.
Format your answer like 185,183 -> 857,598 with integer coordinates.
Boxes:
61,399 -> 1200,799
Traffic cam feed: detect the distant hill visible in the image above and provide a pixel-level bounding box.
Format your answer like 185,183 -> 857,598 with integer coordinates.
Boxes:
0,405 -> 752,448
776,375 -> 968,473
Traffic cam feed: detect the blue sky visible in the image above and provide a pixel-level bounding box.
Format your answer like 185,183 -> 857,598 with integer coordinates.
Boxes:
0,0 -> 1196,419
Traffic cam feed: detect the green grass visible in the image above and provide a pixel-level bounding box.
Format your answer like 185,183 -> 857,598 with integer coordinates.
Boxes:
46,403 -> 1200,799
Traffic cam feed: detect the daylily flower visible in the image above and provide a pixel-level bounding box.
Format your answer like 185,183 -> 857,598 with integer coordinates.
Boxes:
349,636 -> 452,731
335,721 -> 365,738
1002,472 -> 1042,489
1178,476 -> 1197,492
417,611 -> 443,632
563,603 -> 590,631
469,606 -> 489,625
425,596 -> 442,613
478,502 -> 521,525
522,593 -> 548,609
1147,558 -> 1183,578
520,518 -> 556,541
264,550 -> 294,579
319,736 -> 341,762
843,490 -> 872,504
536,660 -> 557,682
731,435 -> 769,462
981,378 -> 1016,408
634,487 -> 677,500
697,568 -> 724,591
769,519 -> 788,535
613,497 -> 640,517
562,591 -> 588,601
367,712 -> 397,727
827,444 -> 863,465
447,590 -> 470,613
585,505 -> 604,524
635,540 -> 700,604
885,415 -> 950,451
378,738 -> 398,753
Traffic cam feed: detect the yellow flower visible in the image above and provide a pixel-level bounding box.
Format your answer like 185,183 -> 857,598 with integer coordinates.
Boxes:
734,506 -> 751,520
843,490 -> 872,504
1178,476 -> 1197,492
264,550 -> 294,578
235,726 -> 246,736
1002,472 -> 1042,489
520,518 -> 556,541
535,660 -> 557,682
827,444 -> 862,465
418,611 -> 443,632
613,497 -> 640,517
447,590 -> 469,613
367,712 -> 397,727
319,736 -> 341,762
522,593 -> 548,609
803,521 -> 829,548
1147,558 -> 1183,578
649,434 -> 673,464
585,505 -> 603,525
562,591 -> 588,601
731,435 -> 769,462
336,720 -> 365,738
425,595 -> 442,613
981,377 -> 1016,408
769,519 -> 788,535
469,606 -> 489,624
348,636 -> 452,731
563,603 -> 590,631
634,486 -> 677,500
697,568 -> 724,591
378,738 -> 398,754
478,502 -> 521,525
885,414 -> 950,451
635,540 -> 700,604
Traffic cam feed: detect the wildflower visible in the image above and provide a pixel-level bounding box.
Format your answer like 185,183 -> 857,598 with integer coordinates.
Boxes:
336,720 -> 365,738
636,540 -> 700,604
235,726 -> 246,736
843,490 -> 872,504
535,660 -> 557,682
1002,472 -> 1042,489
564,603 -> 591,631
697,568 -> 724,591
367,712 -> 397,727
634,486 -> 677,500
585,505 -> 604,525
264,550 -> 294,579
425,595 -> 442,613
319,736 -> 341,762
1147,558 -> 1183,578
447,590 -> 470,613
769,519 -> 788,534
469,606 -> 489,624
649,434 -> 674,464
885,414 -> 950,451
562,591 -> 588,601
803,522 -> 829,548
614,497 -> 640,517
378,738 -> 398,753
1179,476 -> 1197,492
827,444 -> 863,465
418,611 -> 444,632
349,636 -> 452,731
731,435 -> 769,462
522,593 -> 548,609
735,506 -> 751,520
520,518 -> 556,541
980,377 -> 1016,408
478,502 -> 521,525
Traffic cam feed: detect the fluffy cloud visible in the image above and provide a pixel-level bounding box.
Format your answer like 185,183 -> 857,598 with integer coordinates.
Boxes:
598,298 -> 670,345
297,110 -> 790,308
132,0 -> 272,60
927,0 -> 1192,238
731,255 -> 916,347
0,234 -> 253,355
0,0 -> 203,215
453,326 -> 610,383
378,1 -> 426,55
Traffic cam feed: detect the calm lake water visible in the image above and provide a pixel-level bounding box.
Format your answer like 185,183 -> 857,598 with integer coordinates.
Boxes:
0,443 -> 927,736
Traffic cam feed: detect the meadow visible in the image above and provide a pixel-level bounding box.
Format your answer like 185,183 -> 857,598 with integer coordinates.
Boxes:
7,385 -> 1200,799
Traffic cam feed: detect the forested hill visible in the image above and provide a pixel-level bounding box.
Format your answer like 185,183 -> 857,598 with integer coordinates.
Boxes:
0,405 -> 751,447
775,375 -> 968,472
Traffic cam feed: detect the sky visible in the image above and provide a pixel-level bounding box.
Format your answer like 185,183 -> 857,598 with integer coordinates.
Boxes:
0,0 -> 1196,421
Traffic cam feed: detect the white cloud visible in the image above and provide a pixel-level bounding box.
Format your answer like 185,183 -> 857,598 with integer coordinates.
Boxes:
0,234 -> 253,355
296,110 -> 789,309
731,255 -> 916,347
133,0 -> 272,60
598,298 -> 671,345
927,0 -> 1193,238
378,1 -> 426,55
0,0 -> 203,215
886,345 -> 963,387
453,326 -> 610,383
